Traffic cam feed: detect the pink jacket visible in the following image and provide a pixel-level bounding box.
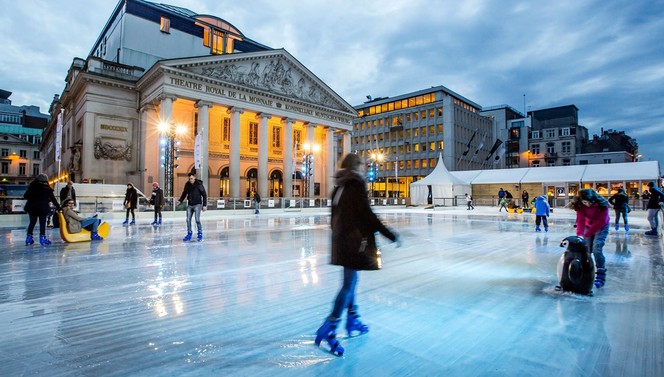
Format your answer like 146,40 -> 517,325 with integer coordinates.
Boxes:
575,203 -> 610,237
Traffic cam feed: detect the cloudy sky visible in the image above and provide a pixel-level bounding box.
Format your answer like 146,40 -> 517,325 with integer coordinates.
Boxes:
2,0 -> 664,164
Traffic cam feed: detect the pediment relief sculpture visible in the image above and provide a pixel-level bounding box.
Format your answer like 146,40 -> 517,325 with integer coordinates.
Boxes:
185,58 -> 344,111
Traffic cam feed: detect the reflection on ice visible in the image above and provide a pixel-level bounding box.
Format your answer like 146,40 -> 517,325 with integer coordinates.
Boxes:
0,208 -> 662,376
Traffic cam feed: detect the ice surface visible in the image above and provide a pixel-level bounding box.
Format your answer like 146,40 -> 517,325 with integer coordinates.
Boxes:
1,207 -> 662,376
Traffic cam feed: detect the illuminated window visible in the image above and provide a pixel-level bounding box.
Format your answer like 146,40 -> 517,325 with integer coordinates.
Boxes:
437,108 -> 443,116
420,126 -> 426,136
249,122 -> 258,145
222,118 -> 230,142
272,126 -> 281,148
293,130 -> 301,149
160,17 -> 170,33
430,142 -> 435,151
437,124 -> 443,133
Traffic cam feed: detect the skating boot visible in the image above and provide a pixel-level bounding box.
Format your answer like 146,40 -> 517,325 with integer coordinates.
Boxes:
129,220 -> 136,225
158,219 -> 162,225
544,226 -> 549,232
594,268 -> 607,288
625,224 -> 629,232
122,219 -> 129,225
615,224 -> 619,231
25,235 -> 34,246
39,235 -> 51,246
346,309 -> 369,337
645,227 -> 658,236
315,317 -> 344,356
197,231 -> 203,242
91,232 -> 103,241
151,220 -> 158,226
535,226 -> 541,232
183,231 -> 193,241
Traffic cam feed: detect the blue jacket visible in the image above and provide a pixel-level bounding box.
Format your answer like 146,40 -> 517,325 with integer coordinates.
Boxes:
534,196 -> 550,216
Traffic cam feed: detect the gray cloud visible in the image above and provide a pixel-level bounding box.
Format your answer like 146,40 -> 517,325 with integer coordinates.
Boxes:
2,0 -> 663,164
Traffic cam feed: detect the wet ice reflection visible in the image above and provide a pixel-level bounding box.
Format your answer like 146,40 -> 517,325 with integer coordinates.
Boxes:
0,209 -> 662,376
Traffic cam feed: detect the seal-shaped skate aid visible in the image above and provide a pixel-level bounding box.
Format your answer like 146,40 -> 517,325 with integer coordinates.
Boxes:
557,236 -> 595,295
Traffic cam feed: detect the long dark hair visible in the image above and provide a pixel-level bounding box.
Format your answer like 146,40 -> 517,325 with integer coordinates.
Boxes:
570,188 -> 609,211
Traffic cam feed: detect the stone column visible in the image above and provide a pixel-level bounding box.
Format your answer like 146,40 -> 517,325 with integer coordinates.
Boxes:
195,101 -> 212,196
343,131 -> 351,156
228,107 -> 244,198
140,104 -> 157,191
282,118 -> 295,198
158,95 -> 176,191
257,113 -> 271,199
306,123 -> 316,197
326,127 -> 336,196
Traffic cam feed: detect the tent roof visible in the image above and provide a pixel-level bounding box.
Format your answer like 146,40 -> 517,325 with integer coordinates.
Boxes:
411,154 -> 470,186
581,160 -> 660,182
520,165 -> 587,183
447,160 -> 660,184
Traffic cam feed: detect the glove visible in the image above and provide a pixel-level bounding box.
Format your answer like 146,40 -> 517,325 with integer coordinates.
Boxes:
394,236 -> 402,248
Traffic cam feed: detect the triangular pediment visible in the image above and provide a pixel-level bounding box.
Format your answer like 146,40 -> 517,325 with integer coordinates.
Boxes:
162,49 -> 356,115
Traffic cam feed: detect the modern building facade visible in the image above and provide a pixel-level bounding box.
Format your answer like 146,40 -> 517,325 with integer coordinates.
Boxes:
352,86 -> 493,198
0,89 -> 47,184
41,0 -> 355,199
525,105 -> 589,167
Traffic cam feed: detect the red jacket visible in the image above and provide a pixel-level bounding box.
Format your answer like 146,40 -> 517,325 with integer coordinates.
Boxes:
575,203 -> 610,237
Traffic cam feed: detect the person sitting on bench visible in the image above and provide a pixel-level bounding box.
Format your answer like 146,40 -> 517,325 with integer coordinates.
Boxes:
61,199 -> 103,241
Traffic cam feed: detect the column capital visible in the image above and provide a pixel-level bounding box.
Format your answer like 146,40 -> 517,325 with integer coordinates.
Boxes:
256,113 -> 272,120
195,100 -> 213,109
227,107 -> 245,115
281,117 -> 296,124
156,94 -> 178,103
140,103 -> 156,113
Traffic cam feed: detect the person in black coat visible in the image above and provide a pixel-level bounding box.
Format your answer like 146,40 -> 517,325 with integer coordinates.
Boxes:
23,174 -> 59,245
123,183 -> 138,225
150,182 -> 165,225
59,181 -> 77,203
178,173 -> 208,241
315,153 -> 401,357
645,181 -> 664,235
608,187 -> 630,231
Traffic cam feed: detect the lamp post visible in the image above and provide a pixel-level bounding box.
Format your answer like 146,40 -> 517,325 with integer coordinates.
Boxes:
302,143 -> 320,198
158,122 -> 186,198
368,152 -> 384,198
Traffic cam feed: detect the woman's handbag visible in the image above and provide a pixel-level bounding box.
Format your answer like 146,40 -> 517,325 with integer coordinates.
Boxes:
125,202 -> 131,209
358,236 -> 383,270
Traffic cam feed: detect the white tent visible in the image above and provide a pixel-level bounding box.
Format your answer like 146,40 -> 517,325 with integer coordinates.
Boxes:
410,154 -> 471,205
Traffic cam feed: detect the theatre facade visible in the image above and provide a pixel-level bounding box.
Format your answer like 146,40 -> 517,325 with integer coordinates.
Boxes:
44,51 -> 355,199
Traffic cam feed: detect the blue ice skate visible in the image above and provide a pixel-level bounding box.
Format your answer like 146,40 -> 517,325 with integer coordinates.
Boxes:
183,231 -> 193,242
197,231 -> 203,242
25,235 -> 34,245
315,317 -> 344,356
594,268 -> 607,288
39,235 -> 51,246
346,310 -> 369,336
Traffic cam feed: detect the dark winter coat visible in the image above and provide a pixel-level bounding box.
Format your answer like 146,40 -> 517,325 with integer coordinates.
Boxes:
24,180 -> 59,215
150,188 -> 165,207
330,168 -> 397,270
608,192 -> 630,212
59,185 -> 77,202
124,187 -> 138,209
646,186 -> 664,209
178,179 -> 207,206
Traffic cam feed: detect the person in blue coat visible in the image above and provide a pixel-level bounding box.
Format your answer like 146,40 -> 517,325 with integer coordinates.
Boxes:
534,195 -> 551,232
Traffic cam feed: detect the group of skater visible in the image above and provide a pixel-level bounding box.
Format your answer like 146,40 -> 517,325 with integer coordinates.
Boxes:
22,171 -> 210,246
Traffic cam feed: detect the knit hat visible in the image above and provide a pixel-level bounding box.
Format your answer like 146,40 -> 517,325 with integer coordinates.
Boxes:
152,182 -> 159,188
36,174 -> 48,182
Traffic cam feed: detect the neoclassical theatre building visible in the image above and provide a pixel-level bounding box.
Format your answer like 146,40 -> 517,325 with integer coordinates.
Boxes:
41,0 -> 355,199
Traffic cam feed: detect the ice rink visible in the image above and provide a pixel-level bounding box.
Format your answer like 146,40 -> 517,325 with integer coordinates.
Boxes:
1,207 -> 663,376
